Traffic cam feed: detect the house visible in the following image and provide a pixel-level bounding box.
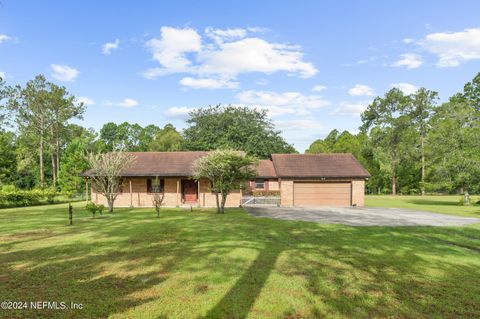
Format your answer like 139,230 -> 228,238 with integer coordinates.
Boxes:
82,152 -> 370,208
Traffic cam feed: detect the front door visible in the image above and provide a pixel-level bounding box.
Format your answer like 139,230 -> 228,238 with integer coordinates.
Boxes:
182,180 -> 198,203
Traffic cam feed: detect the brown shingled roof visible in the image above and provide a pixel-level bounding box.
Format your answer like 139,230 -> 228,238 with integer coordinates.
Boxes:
271,153 -> 370,179
82,152 -> 370,179
256,160 -> 277,178
82,151 -> 209,177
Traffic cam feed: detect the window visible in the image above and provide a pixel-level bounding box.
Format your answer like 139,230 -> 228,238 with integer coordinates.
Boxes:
147,178 -> 164,193
255,179 -> 265,189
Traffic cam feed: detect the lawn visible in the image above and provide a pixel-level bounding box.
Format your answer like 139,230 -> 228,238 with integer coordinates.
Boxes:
0,203 -> 479,319
366,194 -> 480,218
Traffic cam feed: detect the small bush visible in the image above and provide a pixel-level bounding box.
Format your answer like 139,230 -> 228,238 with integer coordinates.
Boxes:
251,190 -> 281,197
86,202 -> 98,218
0,188 -> 62,208
459,194 -> 472,206
86,202 -> 105,218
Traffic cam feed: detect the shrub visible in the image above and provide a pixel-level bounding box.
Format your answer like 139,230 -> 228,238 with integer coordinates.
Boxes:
85,202 -> 105,218
251,190 -> 281,197
459,194 -> 472,206
86,202 -> 98,218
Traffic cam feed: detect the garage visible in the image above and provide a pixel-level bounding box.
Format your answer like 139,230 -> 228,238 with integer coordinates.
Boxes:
293,182 -> 352,207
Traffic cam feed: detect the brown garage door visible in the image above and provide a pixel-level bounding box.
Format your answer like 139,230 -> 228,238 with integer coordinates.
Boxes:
293,182 -> 351,207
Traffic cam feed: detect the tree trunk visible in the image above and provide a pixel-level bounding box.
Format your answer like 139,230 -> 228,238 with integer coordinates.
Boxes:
39,134 -> 45,187
220,192 -> 227,214
391,160 -> 397,195
56,135 -> 60,181
464,189 -> 470,205
107,196 -> 114,213
215,192 -> 220,213
51,153 -> 57,186
421,135 -> 425,196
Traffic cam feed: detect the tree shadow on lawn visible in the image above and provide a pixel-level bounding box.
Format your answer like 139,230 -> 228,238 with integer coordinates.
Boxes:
407,199 -> 463,206
1,207 -> 480,318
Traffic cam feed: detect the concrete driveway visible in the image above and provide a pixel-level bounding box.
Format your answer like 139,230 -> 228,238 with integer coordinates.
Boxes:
245,206 -> 480,226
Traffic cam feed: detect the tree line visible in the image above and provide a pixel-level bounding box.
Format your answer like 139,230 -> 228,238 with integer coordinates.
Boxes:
307,73 -> 480,196
1,73 -> 479,197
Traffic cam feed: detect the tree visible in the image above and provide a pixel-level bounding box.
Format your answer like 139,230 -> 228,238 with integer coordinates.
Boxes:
463,72 -> 480,111
0,130 -> 17,184
139,124 -> 162,151
9,75 -> 52,186
148,124 -> 184,151
58,129 -> 96,195
47,83 -> 85,186
193,150 -> 257,214
151,177 -> 165,218
86,152 -> 136,213
407,88 -> 438,195
99,122 -> 162,151
427,98 -> 480,198
361,88 -> 412,195
0,76 -> 15,129
184,105 -> 296,158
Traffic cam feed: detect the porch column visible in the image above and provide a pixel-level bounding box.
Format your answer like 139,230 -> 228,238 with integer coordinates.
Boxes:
197,180 -> 201,206
129,179 -> 133,207
176,179 -> 181,206
85,178 -> 89,202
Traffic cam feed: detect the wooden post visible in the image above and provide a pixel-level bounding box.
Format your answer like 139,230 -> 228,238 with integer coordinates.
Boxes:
85,178 -> 89,202
68,203 -> 73,225
197,180 -> 201,206
176,179 -> 181,207
129,179 -> 133,207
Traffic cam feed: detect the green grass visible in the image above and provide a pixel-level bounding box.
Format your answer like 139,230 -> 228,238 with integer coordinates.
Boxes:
366,195 -> 480,218
1,203 -> 480,318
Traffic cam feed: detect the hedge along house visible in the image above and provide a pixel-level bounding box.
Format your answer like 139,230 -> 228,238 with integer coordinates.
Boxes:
82,152 -> 370,208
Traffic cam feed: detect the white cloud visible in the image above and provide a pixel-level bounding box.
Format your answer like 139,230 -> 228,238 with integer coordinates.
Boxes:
391,83 -> 418,95
421,28 -> 480,67
179,77 -> 238,89
275,119 -> 323,131
108,98 -> 139,108
144,26 -> 202,78
392,53 -> 423,69
0,71 -> 5,79
143,26 -> 317,85
331,101 -> 371,117
403,38 -> 414,44
50,64 -> 79,82
102,39 -> 120,55
76,96 -> 95,106
165,106 -> 196,119
0,34 -> 12,44
237,90 -> 330,116
311,85 -> 327,92
348,84 -> 374,96
205,27 -> 247,44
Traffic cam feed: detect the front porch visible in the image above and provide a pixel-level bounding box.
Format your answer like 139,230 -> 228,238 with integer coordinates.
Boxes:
87,176 -> 242,208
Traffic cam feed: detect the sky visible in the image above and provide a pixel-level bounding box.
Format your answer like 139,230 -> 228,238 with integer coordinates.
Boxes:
1,0 -> 480,151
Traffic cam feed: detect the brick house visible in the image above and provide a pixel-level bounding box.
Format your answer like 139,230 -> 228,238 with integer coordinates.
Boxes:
82,152 -> 370,208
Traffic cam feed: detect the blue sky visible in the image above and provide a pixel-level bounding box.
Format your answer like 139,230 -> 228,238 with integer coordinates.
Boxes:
1,0 -> 480,151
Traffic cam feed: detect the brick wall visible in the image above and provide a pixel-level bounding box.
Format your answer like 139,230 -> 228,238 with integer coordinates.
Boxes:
351,180 -> 365,206
280,180 -> 294,207
93,177 -> 241,208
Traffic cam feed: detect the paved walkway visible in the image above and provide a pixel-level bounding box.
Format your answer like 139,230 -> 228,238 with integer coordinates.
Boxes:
245,206 -> 480,226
